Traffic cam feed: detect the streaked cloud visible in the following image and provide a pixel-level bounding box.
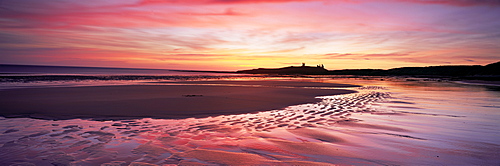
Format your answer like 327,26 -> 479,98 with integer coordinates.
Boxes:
0,0 -> 498,70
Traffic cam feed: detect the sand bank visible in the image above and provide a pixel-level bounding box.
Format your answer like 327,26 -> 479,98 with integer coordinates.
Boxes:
0,81 -> 357,120
162,80 -> 359,88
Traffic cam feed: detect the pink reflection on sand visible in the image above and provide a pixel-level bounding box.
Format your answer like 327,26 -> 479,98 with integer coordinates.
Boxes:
0,78 -> 499,165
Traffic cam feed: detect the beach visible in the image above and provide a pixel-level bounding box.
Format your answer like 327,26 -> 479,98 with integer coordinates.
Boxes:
0,78 -> 499,165
2,0 -> 499,164
0,80 -> 357,120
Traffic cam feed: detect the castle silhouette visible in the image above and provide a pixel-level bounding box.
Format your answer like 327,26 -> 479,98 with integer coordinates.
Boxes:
301,63 -> 324,68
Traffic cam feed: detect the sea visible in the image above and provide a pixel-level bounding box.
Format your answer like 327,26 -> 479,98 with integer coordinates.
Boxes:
0,65 -> 499,165
0,64 -> 242,89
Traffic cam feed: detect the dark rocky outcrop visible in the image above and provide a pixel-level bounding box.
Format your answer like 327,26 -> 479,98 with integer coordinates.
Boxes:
237,61 -> 500,80
237,66 -> 329,75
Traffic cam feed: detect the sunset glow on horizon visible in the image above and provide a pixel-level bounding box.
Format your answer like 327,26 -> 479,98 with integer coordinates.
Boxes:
1,0 -> 499,71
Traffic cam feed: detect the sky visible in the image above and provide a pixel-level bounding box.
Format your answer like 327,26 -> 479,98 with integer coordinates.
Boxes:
0,0 -> 499,71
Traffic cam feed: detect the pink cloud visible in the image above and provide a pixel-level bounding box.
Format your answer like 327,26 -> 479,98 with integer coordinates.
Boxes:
396,0 -> 500,7
322,52 -> 424,62
178,8 -> 247,16
134,0 -> 500,6
3,0 -> 491,34
136,0 -> 320,5
1,0 -> 498,70
0,2 -> 258,30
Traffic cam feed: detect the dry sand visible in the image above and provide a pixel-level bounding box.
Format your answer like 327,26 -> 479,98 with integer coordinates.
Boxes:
0,80 -> 357,120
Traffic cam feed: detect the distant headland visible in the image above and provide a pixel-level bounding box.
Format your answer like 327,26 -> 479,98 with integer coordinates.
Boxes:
2,61 -> 498,80
237,61 -> 500,79
236,63 -> 328,75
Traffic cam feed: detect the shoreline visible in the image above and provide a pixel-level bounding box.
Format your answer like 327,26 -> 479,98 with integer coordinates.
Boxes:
454,80 -> 500,86
0,81 -> 358,120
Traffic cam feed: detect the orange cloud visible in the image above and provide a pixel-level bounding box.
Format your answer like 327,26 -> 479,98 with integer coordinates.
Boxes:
136,0 -> 320,5
1,0 -> 499,70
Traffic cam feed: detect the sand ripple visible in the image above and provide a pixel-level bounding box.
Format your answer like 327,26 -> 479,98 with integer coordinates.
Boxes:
0,85 -> 474,165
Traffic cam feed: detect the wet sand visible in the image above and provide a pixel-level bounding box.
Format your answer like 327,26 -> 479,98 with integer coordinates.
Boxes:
162,80 -> 359,88
0,80 -> 357,120
0,79 -> 499,165
0,88 -> 393,165
456,80 -> 500,86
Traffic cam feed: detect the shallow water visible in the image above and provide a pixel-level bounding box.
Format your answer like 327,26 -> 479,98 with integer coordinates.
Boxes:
0,78 -> 499,165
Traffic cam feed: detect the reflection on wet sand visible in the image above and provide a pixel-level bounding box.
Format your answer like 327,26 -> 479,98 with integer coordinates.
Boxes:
0,79 -> 499,165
